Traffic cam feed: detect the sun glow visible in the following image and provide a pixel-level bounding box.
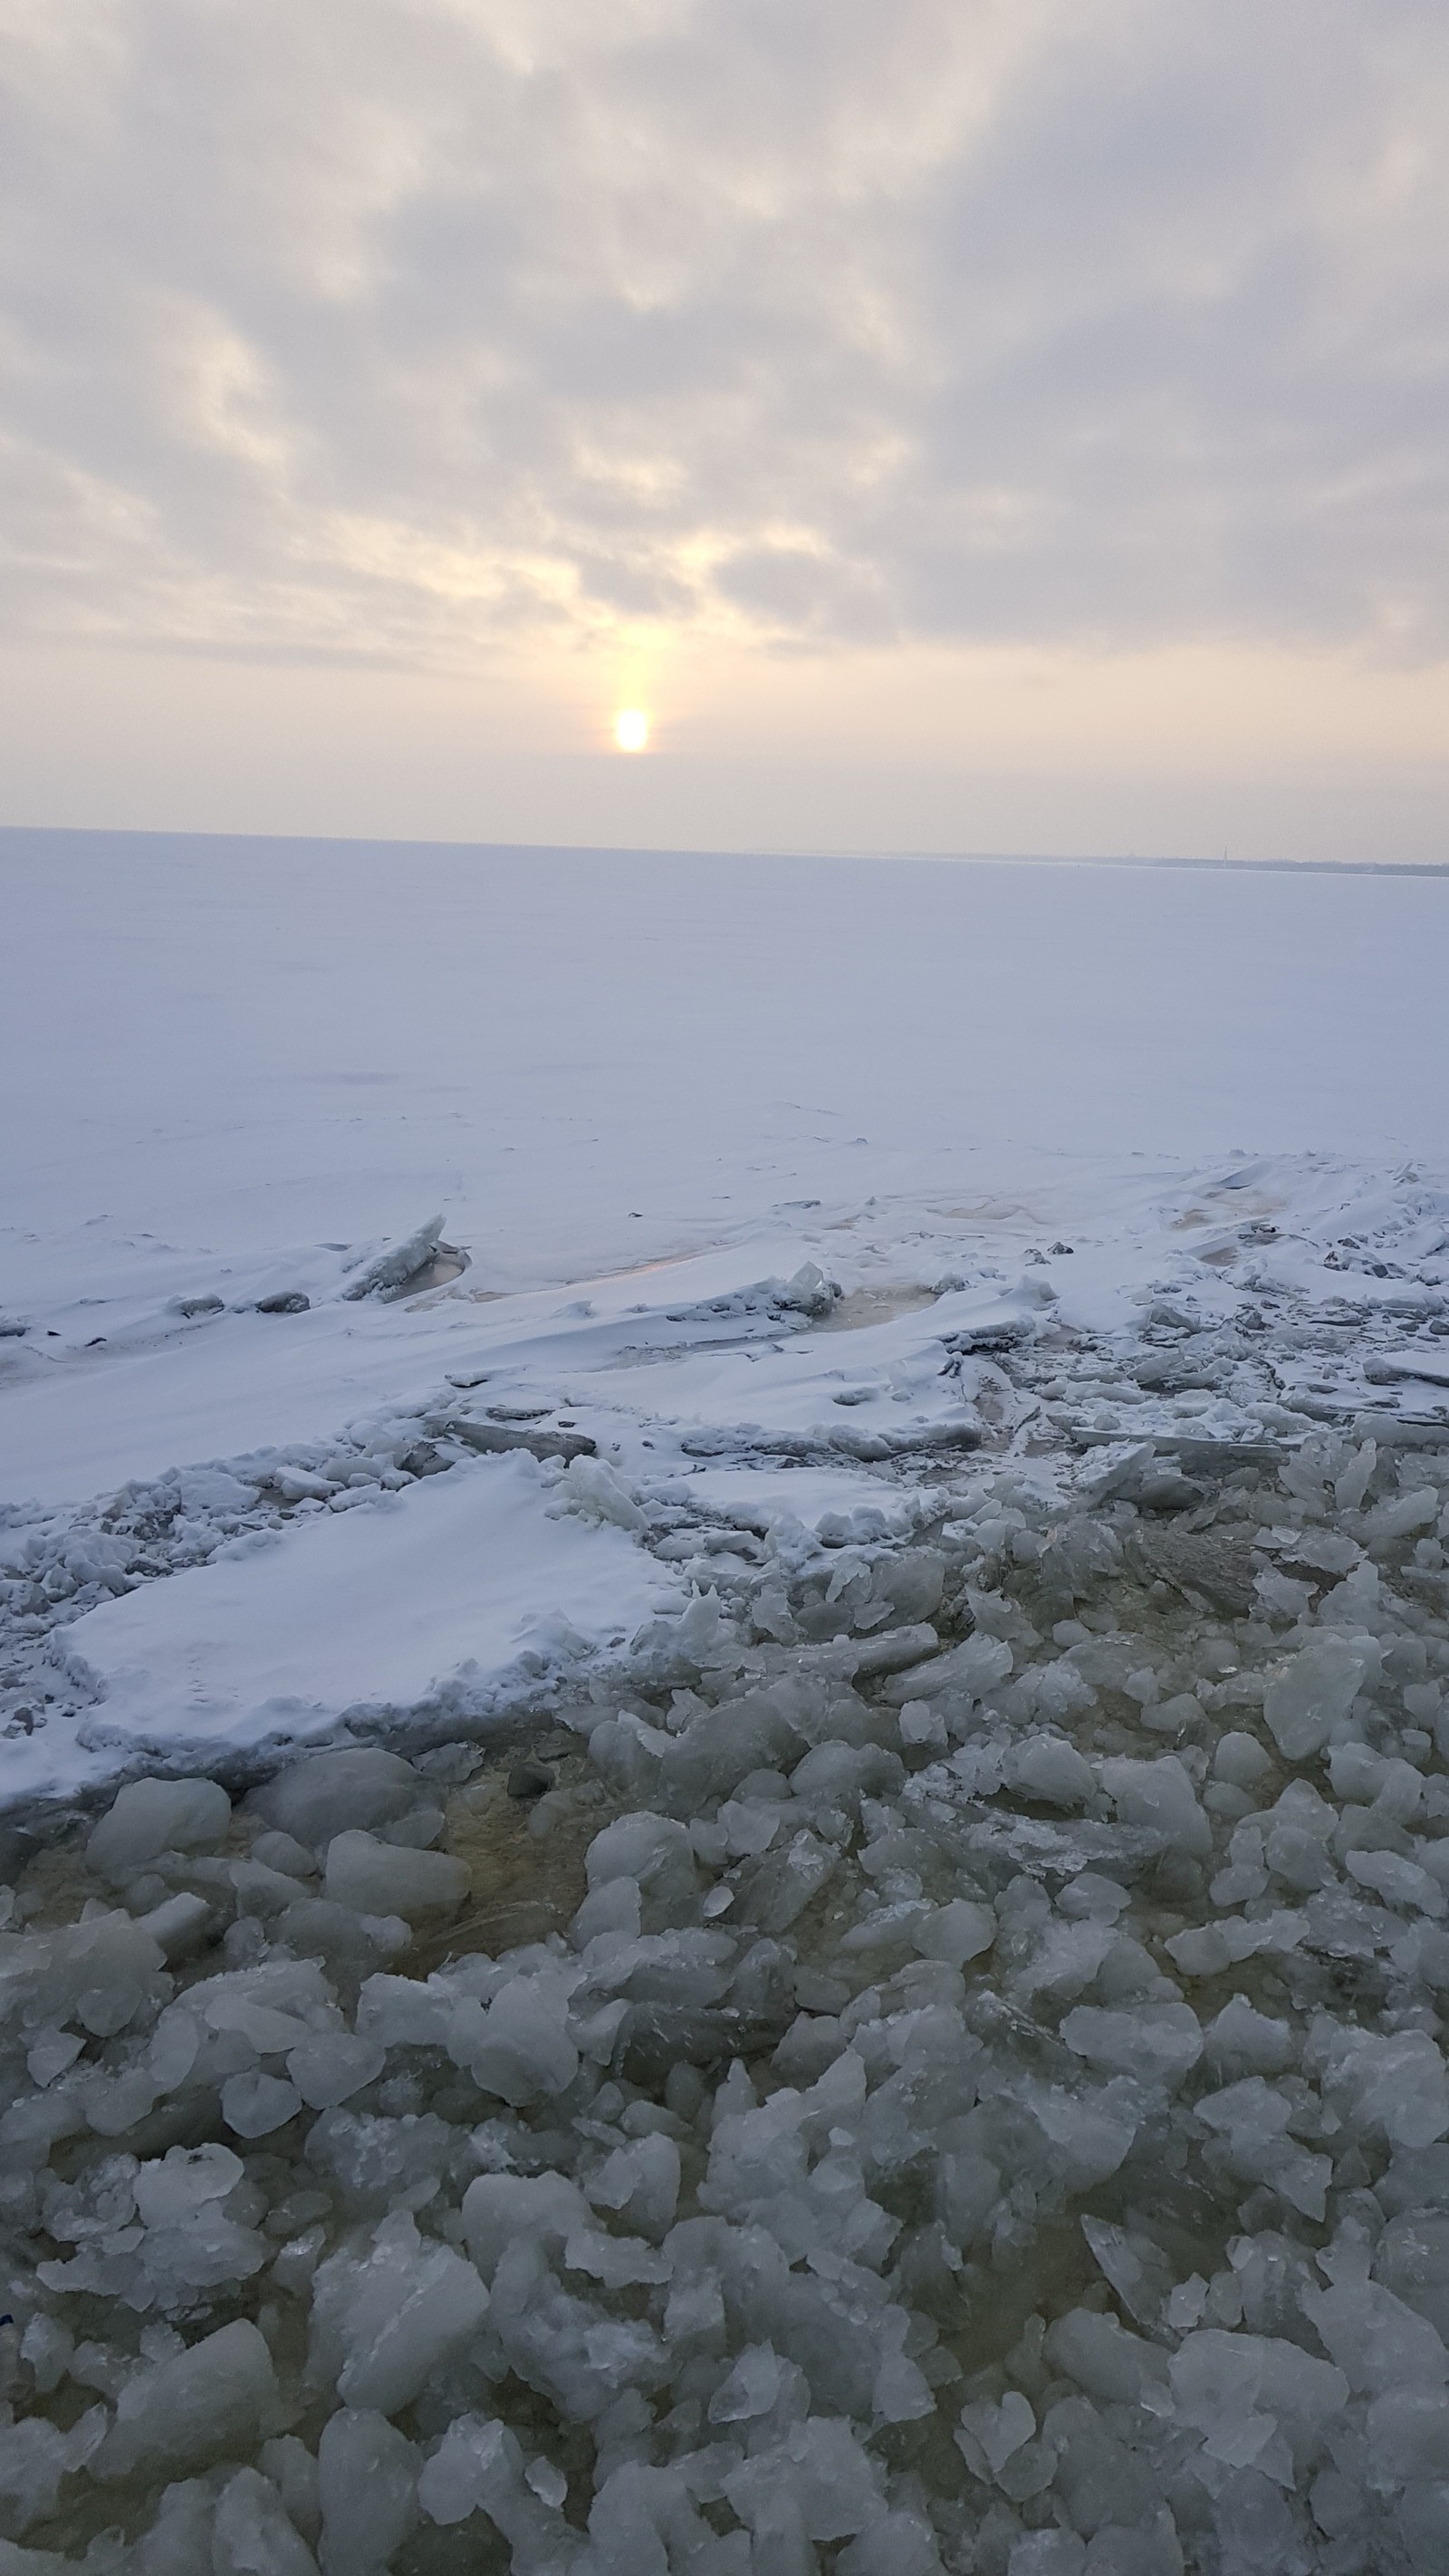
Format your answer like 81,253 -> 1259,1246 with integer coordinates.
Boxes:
614,707 -> 648,752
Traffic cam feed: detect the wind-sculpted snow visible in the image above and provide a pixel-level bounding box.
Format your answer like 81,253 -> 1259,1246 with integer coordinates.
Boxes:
2,1418 -> 1449,2571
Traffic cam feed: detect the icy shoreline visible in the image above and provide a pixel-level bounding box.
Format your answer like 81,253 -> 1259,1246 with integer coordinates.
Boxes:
4,844 -> 1449,2567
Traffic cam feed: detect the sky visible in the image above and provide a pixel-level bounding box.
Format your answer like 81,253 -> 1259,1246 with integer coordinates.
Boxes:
2,0 -> 1448,860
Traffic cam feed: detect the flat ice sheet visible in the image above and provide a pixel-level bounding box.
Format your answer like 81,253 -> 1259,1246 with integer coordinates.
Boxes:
53,1451 -> 678,1792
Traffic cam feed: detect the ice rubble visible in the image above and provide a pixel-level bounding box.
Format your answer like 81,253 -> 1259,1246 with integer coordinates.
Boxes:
3,1433 -> 1449,2570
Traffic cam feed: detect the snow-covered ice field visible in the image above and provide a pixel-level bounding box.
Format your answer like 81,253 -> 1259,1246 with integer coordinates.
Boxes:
4,832 -> 1445,1795
3,831 -> 1449,2575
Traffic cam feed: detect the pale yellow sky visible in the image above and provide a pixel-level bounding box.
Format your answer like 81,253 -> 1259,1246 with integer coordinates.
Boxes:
3,0 -> 1448,860
5,633 -> 1444,861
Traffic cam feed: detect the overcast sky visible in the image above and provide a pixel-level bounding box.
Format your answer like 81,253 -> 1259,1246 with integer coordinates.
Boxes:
4,0 -> 1447,857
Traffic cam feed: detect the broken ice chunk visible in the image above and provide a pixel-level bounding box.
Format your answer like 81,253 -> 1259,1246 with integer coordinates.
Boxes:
1364,1486 -> 1439,1546
957,2389 -> 1036,2479
456,1968 -> 580,2103
563,2227 -> 669,2288
723,2415 -> 887,2543
777,1261 -> 836,1317
1195,2078 -> 1332,2218
1364,2382 -> 1449,2485
19,2315 -> 73,2398
25,2029 -> 84,2088
914,1898 -> 997,1967
1057,1870 -> 1130,1922
1099,1754 -> 1210,1854
1060,2000 -> 1204,2088
1204,1995 -> 1293,2079
1262,1633 -> 1380,1761
308,2210 -> 489,2414
0,2403 -> 106,2534
1313,2025 -> 1449,2150
287,2032 -> 389,2109
253,1748 -> 422,1849
95,2318 -> 282,2479
572,1875 -> 643,1946
252,1828 -> 318,1879
87,1775 -> 232,1881
880,1633 -> 1012,1707
212,2466 -> 321,2576
548,1454 -> 648,1531
585,1812 -> 697,1921
341,1213 -> 445,1300
734,1828 -> 838,1935
1043,2308 -> 1166,2407
461,2173 -> 590,2281
717,1796 -> 783,1857
323,1831 -> 470,1921
1347,1846 -> 1445,1914
1007,1733 -> 1097,1808
789,1741 -> 903,1813
897,1698 -> 947,1752
1005,2536 -> 1087,2575
1374,2211 -> 1449,2341
1168,2328 -> 1347,2474
585,2133 -> 681,2239
132,2141 -> 244,2227
526,2456 -> 568,2509
416,2415 -> 520,2528
1080,2216 -> 1174,2330
317,2407 -> 418,2576
353,1971 -> 456,2053
1214,1731 -> 1273,1790
1334,1440 -> 1378,1512
222,2071 -> 303,2139
1014,2077 -> 1139,2187
1302,2277 -> 1449,2395
708,2340 -> 803,2427
1,1909 -> 168,2037
1009,1914 -> 1118,2005
843,1898 -> 932,1956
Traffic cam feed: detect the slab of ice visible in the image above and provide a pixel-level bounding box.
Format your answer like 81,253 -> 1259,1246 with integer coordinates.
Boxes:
58,1453 -> 681,1776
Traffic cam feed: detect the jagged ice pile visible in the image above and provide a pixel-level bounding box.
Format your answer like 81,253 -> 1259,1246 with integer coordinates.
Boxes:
4,1431 -> 1449,2574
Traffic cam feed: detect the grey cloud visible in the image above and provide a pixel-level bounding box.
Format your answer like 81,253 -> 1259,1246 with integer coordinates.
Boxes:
1,0 -> 1446,665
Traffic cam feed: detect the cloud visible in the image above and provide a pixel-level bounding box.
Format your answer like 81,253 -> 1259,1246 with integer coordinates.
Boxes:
2,0 -> 1447,670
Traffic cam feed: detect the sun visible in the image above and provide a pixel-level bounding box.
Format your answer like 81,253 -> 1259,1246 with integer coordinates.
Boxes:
614,707 -> 649,753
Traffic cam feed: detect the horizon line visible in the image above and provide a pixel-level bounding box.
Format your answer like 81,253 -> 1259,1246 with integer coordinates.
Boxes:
1,822 -> 1446,880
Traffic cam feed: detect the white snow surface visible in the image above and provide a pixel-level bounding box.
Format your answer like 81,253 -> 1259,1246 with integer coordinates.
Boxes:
56,1454 -> 679,1786
2,834 -> 1447,1808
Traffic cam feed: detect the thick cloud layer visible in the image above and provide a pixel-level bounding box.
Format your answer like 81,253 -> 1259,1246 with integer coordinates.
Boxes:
3,0 -> 1447,669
